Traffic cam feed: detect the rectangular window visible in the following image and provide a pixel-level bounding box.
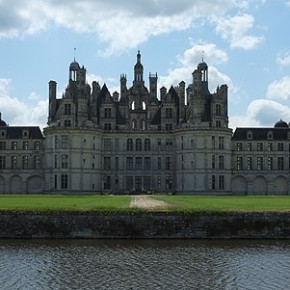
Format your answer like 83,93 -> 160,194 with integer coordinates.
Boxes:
144,157 -> 151,170
126,157 -> 133,170
61,174 -> 68,189
135,157 -> 142,170
11,156 -> 17,169
0,156 -> 6,169
237,156 -> 243,170
34,156 -> 41,169
213,155 -> 217,169
22,155 -> 29,169
54,175 -> 58,189
166,139 -> 173,150
278,157 -> 284,170
157,176 -> 161,190
257,157 -> 263,170
278,143 -> 284,151
64,103 -> 71,115
268,143 -> 273,151
61,154 -> 68,169
158,139 -> 161,150
0,141 -> 6,150
22,141 -> 29,150
218,137 -> 224,149
115,138 -> 119,151
104,108 -> 112,119
165,176 -> 173,190
247,157 -> 252,170
54,136 -> 58,149
247,143 -> 252,151
212,136 -> 216,149
216,120 -> 221,128
103,138 -> 112,150
64,120 -> 71,127
165,124 -> 173,130
211,175 -> 216,190
126,176 -> 133,191
104,176 -> 111,190
104,157 -> 111,170
54,155 -> 58,169
165,108 -> 173,118
143,176 -> 151,190
268,157 -> 273,170
104,123 -> 112,130
115,157 -> 119,170
219,155 -> 224,169
11,141 -> 17,150
165,157 -> 172,170
61,135 -> 69,149
158,157 -> 162,170
219,175 -> 225,190
135,176 -> 142,191
236,142 -> 242,151
257,142 -> 263,151
34,141 -> 40,150
215,104 -> 221,116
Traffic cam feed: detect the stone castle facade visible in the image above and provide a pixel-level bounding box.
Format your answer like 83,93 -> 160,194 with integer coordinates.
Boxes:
0,51 -> 290,195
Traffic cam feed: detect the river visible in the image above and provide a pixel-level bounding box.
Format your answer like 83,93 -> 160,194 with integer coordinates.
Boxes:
0,239 -> 289,289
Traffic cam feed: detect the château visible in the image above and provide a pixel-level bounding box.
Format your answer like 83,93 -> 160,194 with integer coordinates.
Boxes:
0,51 -> 290,195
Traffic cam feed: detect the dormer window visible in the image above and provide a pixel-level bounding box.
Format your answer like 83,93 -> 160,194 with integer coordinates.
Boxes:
22,129 -> 29,139
267,131 -> 273,140
247,131 -> 253,140
0,130 -> 6,139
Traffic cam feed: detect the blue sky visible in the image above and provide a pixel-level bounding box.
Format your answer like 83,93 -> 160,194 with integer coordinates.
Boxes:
0,0 -> 290,130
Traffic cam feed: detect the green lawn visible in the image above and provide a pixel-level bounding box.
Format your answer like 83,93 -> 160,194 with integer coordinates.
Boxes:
153,195 -> 290,212
0,195 -> 131,211
1,195 -> 290,212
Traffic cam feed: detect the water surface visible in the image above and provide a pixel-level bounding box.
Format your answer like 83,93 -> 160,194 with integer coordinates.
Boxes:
0,239 -> 289,289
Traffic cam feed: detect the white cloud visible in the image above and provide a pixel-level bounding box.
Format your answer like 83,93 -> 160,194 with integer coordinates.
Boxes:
159,43 -> 235,93
276,52 -> 290,67
267,76 -> 290,100
0,1 -> 248,54
213,13 -> 264,49
230,99 -> 290,130
0,78 -> 47,129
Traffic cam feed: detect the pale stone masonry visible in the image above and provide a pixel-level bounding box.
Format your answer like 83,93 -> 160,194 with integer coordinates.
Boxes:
0,51 -> 289,194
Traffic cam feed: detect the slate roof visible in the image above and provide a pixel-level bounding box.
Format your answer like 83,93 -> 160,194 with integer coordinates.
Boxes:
232,127 -> 290,141
1,127 -> 44,139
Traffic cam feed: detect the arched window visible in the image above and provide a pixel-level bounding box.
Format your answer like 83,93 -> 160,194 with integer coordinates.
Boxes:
141,120 -> 146,130
142,101 -> 146,110
127,138 -> 133,151
144,139 -> 151,151
131,101 -> 135,110
131,119 -> 137,130
136,138 -> 142,151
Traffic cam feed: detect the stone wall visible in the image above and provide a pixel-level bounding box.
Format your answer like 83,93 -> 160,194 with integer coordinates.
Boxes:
1,211 -> 290,239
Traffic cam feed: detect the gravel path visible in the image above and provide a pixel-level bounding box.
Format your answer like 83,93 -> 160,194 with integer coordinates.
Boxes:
130,195 -> 170,210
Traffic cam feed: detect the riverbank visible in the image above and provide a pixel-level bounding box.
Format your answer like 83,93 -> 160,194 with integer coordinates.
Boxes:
1,210 -> 290,239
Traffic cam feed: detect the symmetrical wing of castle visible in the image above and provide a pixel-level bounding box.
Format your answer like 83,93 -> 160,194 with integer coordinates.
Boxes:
1,51 -> 290,195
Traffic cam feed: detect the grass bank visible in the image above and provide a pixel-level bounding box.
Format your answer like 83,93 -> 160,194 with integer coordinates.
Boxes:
1,195 -> 290,212
0,195 -> 131,212
152,195 -> 290,212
